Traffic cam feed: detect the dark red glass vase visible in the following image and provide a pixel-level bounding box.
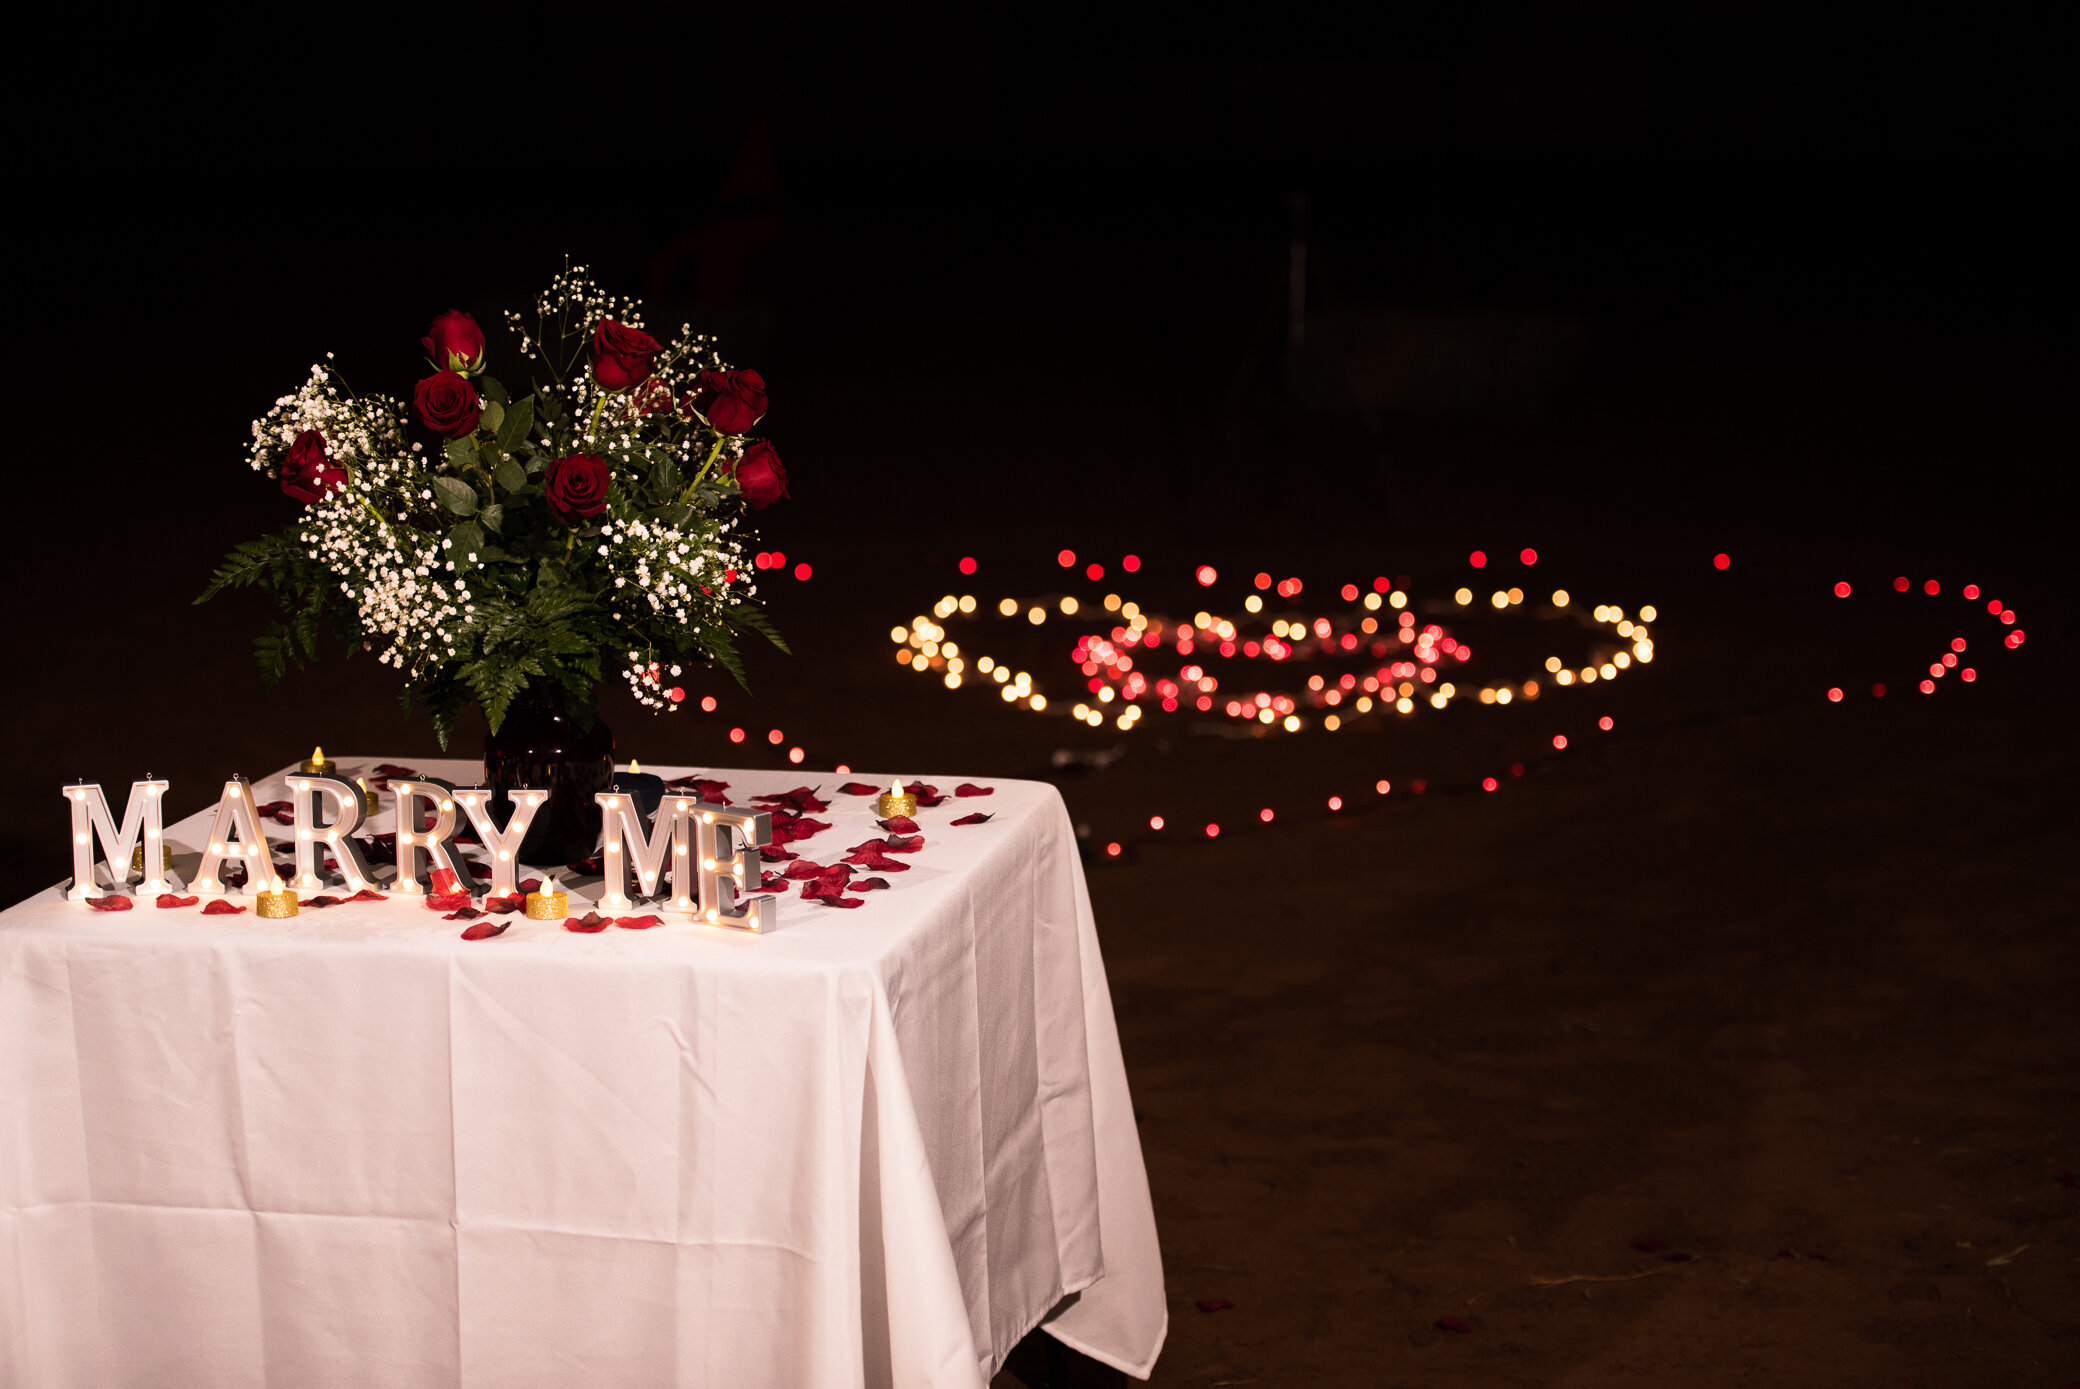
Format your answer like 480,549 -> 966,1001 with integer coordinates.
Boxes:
482,684 -> 614,868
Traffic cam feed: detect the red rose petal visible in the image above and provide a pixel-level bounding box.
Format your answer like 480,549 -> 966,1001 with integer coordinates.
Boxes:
838,782 -> 881,796
515,878 -> 541,895
342,888 -> 388,903
429,867 -> 464,895
614,914 -> 663,930
753,786 -> 829,814
83,895 -> 134,911
256,800 -> 296,824
876,815 -> 919,834
483,893 -> 524,914
881,834 -> 924,853
202,899 -> 248,915
154,893 -> 199,908
851,876 -> 890,891
909,783 -> 948,807
304,895 -> 345,908
842,850 -> 910,871
761,842 -> 798,861
567,856 -> 603,875
759,872 -> 791,891
784,859 -> 829,880
1195,1299 -> 1233,1314
951,812 -> 994,826
425,892 -> 473,912
443,907 -> 482,920
372,764 -> 420,777
953,783 -> 995,797
1435,1315 -> 1471,1333
460,919 -> 510,940
564,913 -> 609,933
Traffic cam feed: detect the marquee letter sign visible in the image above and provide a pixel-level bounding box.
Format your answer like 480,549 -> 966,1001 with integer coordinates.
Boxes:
63,778 -> 176,899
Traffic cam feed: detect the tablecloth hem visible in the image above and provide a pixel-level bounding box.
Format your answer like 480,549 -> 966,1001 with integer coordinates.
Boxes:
1038,1301 -> 1168,1382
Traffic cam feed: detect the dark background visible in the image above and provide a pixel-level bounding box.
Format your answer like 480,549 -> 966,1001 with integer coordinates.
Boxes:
4,9 -> 2075,1384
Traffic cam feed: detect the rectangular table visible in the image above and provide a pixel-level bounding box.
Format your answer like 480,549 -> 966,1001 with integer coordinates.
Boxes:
1,759 -> 1166,1388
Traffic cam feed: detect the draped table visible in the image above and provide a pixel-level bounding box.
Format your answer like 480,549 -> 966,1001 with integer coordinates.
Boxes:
0,759 -> 1166,1388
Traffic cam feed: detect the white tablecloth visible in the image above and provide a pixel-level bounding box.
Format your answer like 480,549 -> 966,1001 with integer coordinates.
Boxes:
0,759 -> 1165,1388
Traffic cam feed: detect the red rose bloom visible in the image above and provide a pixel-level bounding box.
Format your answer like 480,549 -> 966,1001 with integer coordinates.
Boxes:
280,429 -> 345,503
731,441 -> 789,510
414,370 -> 482,438
421,309 -> 485,374
591,319 -> 661,391
698,368 -> 769,434
545,454 -> 611,522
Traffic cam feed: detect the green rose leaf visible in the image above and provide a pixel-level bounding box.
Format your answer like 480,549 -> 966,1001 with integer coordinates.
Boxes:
496,393 -> 535,454
480,375 -> 510,406
479,503 -> 505,535
444,438 -> 476,471
478,397 -> 505,435
450,519 -> 485,563
432,475 -> 479,516
494,456 -> 527,494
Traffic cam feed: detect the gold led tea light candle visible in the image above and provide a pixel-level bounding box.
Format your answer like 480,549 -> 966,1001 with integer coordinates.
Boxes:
254,875 -> 299,918
524,875 -> 568,920
300,746 -> 332,776
877,779 -> 916,818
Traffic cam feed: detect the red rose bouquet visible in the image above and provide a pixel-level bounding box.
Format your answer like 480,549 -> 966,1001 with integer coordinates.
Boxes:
200,264 -> 790,743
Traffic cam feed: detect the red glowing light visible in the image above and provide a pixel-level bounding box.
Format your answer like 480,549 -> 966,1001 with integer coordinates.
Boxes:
1085,562 -> 1104,581
1894,576 -> 1910,592
788,747 -> 804,764
1482,777 -> 1498,792
1149,815 -> 1164,831
1961,668 -> 1976,682
1872,683 -> 1887,697
1919,679 -> 1935,694
1412,779 -> 1427,794
700,695 -> 717,712
1924,579 -> 1940,595
667,686 -> 685,702
1057,550 -> 1076,568
770,551 -> 784,568
1195,695 -> 1212,711
1509,763 -> 1525,777
1195,565 -> 1217,586
1375,780 -> 1391,794
1254,572 -> 1272,590
1552,734 -> 1567,749
959,556 -> 977,575
1598,715 -> 1614,731
1205,823 -> 1220,838
794,562 -> 812,581
1713,553 -> 1731,570
1834,581 -> 1852,598
1987,599 -> 2002,614
1106,842 -> 1121,857
766,729 -> 783,745
1469,550 -> 1487,568
729,727 -> 746,743
1941,652 -> 1957,668
1962,583 -> 1979,598
835,764 -> 851,775
1122,554 -> 1141,572
1328,796 -> 1343,811
1242,640 -> 1260,658
1519,548 -> 1537,565
1259,808 -> 1274,823
753,552 -> 769,569
1219,641 -> 1237,658
1341,583 -> 1359,601
1373,577 -> 1390,592
1827,687 -> 1843,702
2001,610 -> 2016,625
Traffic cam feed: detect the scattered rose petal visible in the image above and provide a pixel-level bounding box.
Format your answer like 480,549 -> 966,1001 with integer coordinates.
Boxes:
881,834 -> 924,853
371,763 -> 420,778
1195,1299 -> 1233,1314
954,783 -> 995,797
877,815 -> 919,834
909,783 -> 948,807
615,914 -> 663,930
425,892 -> 473,912
256,800 -> 296,824
662,775 -> 731,804
759,871 -> 791,891
202,900 -> 247,915
83,895 -> 134,911
851,876 -> 890,891
753,785 -> 828,814
784,859 -> 830,880
567,856 -> 603,875
154,893 -> 199,908
771,815 -> 832,845
564,912 -> 609,933
842,849 -> 910,872
838,782 -> 881,796
304,895 -> 345,908
443,907 -> 482,920
951,812 -> 994,826
1435,1315 -> 1471,1333
760,842 -> 798,861
429,867 -> 465,895
460,919 -> 509,940
365,833 -> 397,856
516,878 -> 541,894
483,893 -> 524,914
342,888 -> 388,903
